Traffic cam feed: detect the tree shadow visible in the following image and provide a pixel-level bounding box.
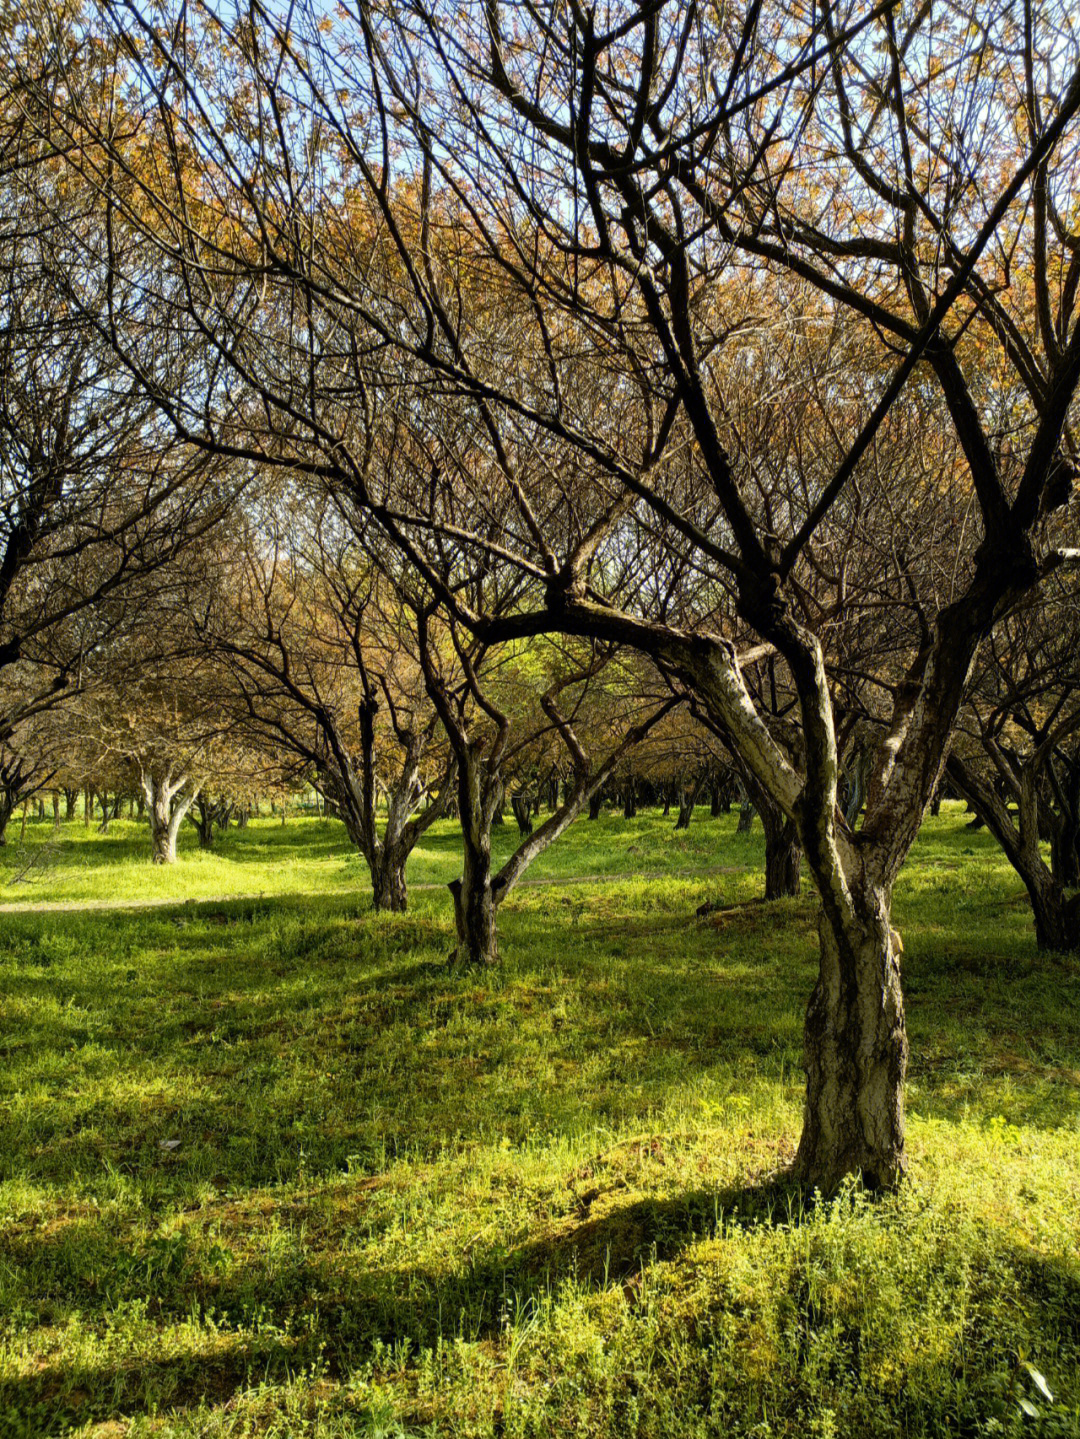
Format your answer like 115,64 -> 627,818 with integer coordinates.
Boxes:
0,1174 -> 801,1436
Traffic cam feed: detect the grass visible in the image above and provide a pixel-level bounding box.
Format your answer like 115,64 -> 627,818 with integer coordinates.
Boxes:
0,804 -> 1078,1437
0,806 -> 757,906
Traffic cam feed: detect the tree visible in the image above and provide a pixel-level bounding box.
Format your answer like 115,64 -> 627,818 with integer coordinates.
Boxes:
31,0 -> 1080,1190
949,583 -> 1080,952
205,503 -> 456,910
417,613 -> 678,964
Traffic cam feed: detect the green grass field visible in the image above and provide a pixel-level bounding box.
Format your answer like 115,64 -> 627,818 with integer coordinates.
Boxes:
1,805 -> 1078,1437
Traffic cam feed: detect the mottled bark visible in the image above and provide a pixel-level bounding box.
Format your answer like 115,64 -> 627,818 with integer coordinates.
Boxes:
142,771 -> 199,865
796,892 -> 907,1192
372,849 -> 409,913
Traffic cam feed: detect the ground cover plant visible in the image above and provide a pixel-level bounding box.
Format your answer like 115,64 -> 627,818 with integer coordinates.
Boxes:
1,804 -> 1078,1438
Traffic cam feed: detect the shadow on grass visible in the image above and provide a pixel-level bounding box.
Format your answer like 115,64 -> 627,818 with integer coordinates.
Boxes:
7,1181 -> 1080,1437
0,1176 -> 796,1437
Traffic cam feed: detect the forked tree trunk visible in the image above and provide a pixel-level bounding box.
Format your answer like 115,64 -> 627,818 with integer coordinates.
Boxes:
148,799 -> 175,863
795,889 -> 907,1192
143,773 -> 198,865
191,806 -> 216,849
64,788 -> 78,821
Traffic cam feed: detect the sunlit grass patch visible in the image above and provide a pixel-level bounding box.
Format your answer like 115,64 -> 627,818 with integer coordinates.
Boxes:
0,805 -> 1078,1436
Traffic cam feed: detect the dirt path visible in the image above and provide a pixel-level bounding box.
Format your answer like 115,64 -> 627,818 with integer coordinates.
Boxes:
0,864 -> 747,916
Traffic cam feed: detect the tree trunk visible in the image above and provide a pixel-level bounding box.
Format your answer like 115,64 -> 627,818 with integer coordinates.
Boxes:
949,757 -> 1080,955
64,788 -> 77,821
1029,869 -> 1080,954
372,849 -> 408,912
448,776 -> 498,964
148,797 -> 176,863
510,794 -> 533,836
675,774 -> 703,829
737,800 -> 755,833
448,871 -> 498,964
52,793 -> 61,829
753,786 -> 802,899
623,780 -> 637,818
143,773 -> 197,865
765,826 -> 802,898
1050,814 -> 1080,889
0,795 -> 12,845
710,785 -> 722,818
588,791 -> 603,820
795,893 -> 908,1192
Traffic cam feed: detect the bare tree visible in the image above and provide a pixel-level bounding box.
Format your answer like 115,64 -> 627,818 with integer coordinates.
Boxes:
25,0 -> 1080,1190
417,611 -> 678,964
949,584 -> 1080,952
205,506 -> 456,910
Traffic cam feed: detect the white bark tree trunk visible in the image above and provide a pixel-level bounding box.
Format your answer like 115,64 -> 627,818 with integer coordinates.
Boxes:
141,769 -> 199,865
